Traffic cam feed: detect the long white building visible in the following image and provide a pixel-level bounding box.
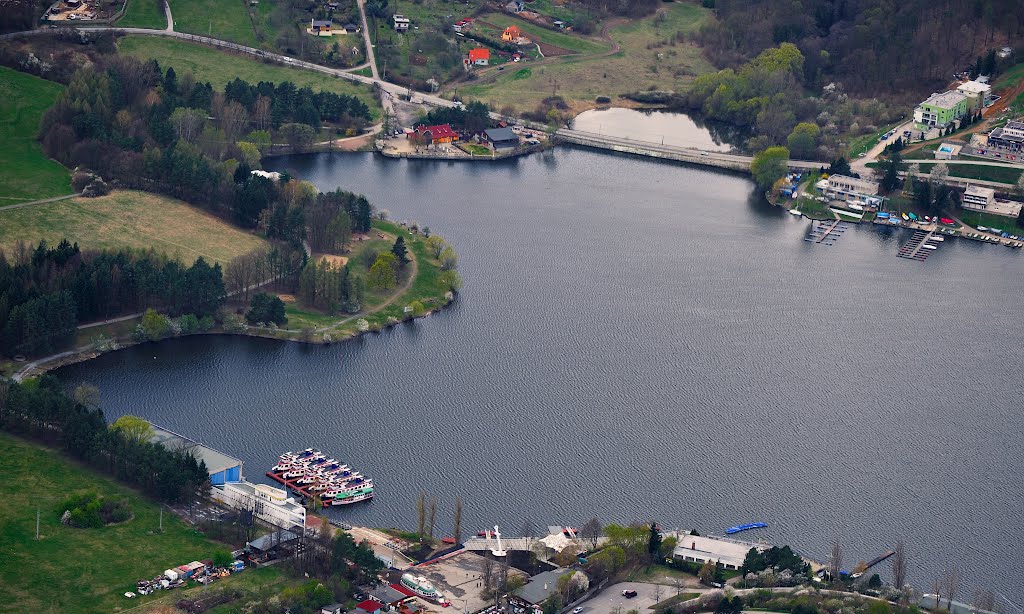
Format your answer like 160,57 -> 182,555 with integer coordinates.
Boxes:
670,533 -> 763,570
213,481 -> 306,530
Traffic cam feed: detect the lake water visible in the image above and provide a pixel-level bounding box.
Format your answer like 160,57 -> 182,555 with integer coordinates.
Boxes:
58,149 -> 1024,600
571,108 -> 739,152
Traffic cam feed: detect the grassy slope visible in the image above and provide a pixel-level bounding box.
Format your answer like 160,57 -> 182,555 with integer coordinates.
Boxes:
462,3 -> 712,112
0,67 -> 72,202
118,0 -> 166,28
0,431 -> 230,613
0,190 -> 270,264
478,12 -> 608,54
117,35 -> 382,118
910,161 -> 1023,184
170,0 -> 276,47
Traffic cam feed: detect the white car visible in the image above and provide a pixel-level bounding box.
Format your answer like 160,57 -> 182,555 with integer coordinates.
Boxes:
573,608 -> 583,614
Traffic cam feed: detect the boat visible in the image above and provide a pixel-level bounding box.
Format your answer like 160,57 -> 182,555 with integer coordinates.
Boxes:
921,244 -> 937,250
788,209 -> 802,215
400,573 -> 446,603
930,236 -> 945,242
908,212 -> 918,220
725,522 -> 768,534
978,226 -> 989,231
901,213 -> 910,221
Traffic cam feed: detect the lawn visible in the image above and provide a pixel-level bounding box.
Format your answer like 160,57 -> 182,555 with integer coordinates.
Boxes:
0,431 -> 244,613
0,67 -> 72,202
117,36 -> 382,118
118,0 -> 166,28
912,161 -> 1023,185
169,0 -> 274,47
0,190 -> 270,264
477,12 -> 609,55
461,3 -> 712,113
958,209 -> 1024,231
846,121 -> 904,158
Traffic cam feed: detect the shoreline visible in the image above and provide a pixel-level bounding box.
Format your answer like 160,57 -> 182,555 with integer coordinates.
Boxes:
10,295 -> 454,382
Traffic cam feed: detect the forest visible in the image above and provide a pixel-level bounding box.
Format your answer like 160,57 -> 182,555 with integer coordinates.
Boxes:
0,240 -> 225,356
0,376 -> 211,504
696,0 -> 1023,96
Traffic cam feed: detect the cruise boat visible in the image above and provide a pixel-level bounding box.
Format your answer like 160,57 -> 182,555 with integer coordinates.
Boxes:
329,487 -> 375,506
400,573 -> 446,603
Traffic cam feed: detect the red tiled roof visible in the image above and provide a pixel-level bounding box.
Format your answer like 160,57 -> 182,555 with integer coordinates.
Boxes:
416,124 -> 458,139
469,48 -> 490,62
358,600 -> 383,613
390,583 -> 417,598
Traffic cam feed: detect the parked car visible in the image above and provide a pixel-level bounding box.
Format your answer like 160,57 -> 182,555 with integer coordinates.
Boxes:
623,590 -> 638,598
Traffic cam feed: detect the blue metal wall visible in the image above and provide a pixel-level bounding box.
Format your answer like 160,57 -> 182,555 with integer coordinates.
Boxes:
210,465 -> 242,485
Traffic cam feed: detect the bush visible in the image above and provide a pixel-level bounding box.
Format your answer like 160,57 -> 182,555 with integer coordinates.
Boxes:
178,313 -> 200,334
59,492 -> 130,527
596,96 -> 612,104
246,293 -> 287,326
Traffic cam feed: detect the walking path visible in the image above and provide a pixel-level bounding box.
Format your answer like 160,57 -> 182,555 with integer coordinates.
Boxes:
0,192 -> 81,212
163,0 -> 173,32
355,0 -> 378,79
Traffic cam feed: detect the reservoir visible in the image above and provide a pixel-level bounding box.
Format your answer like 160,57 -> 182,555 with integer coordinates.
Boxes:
58,148 -> 1024,600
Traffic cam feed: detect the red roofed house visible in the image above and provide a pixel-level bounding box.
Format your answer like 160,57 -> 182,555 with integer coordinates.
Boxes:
501,25 -> 521,42
411,124 -> 459,145
468,48 -> 490,66
357,600 -> 384,614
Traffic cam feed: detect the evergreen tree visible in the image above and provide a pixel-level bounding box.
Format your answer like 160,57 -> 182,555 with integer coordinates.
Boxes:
392,236 -> 410,269
647,522 -> 662,559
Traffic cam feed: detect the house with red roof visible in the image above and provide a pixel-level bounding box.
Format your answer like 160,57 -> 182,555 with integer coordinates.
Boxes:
502,25 -> 521,42
411,124 -> 459,145
356,600 -> 384,614
468,48 -> 490,66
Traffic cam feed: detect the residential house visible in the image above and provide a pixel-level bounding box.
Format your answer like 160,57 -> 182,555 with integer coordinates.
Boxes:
484,127 -> 519,150
962,185 -> 995,210
393,14 -> 410,31
987,120 -> 1024,153
552,20 -> 565,29
510,569 -> 588,609
310,19 -> 333,34
501,25 -> 521,42
913,90 -> 968,131
344,23 -> 359,33
670,533 -> 762,570
322,604 -> 344,614
817,174 -> 882,207
411,124 -> 459,145
468,48 -> 490,65
997,46 -> 1013,59
956,80 -> 991,113
356,601 -> 384,614
368,584 -> 414,608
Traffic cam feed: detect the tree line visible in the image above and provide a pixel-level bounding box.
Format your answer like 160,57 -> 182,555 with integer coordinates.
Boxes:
222,76 -> 371,133
0,377 -> 211,504
0,240 -> 225,357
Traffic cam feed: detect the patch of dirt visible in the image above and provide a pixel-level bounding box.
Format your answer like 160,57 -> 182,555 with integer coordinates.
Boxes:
315,253 -> 349,267
536,41 -> 575,57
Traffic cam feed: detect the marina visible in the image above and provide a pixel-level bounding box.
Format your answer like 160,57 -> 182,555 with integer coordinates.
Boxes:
898,230 -> 939,261
805,220 -> 848,245
266,448 -> 375,507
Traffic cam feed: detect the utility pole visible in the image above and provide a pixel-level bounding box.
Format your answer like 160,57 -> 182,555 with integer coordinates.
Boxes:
36,509 -> 40,540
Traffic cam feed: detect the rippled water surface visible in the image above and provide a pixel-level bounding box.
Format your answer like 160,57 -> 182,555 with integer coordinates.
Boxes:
59,149 -> 1024,599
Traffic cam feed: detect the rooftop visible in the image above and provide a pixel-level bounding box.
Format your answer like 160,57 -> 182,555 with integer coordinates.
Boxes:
965,185 -> 995,198
369,584 -> 410,605
149,423 -> 242,476
357,600 -> 384,613
248,529 -> 299,552
957,80 -> 991,94
485,127 -> 518,142
672,534 -> 758,567
416,124 -> 458,139
513,568 -> 574,605
312,19 -> 333,27
920,90 -> 967,109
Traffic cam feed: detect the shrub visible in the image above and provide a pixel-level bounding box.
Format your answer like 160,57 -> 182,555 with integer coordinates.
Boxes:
59,492 -> 130,527
246,293 -> 287,325
596,96 -> 612,104
178,313 -> 200,334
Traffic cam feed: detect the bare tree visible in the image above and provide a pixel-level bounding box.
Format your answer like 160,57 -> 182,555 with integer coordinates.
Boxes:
482,556 -> 495,590
829,538 -> 843,583
580,517 -> 602,549
253,95 -> 272,133
453,497 -> 463,545
416,491 -> 426,539
73,383 -> 100,409
220,101 -> 250,144
653,584 -> 663,606
428,495 -> 437,540
943,566 -> 960,610
169,107 -> 206,144
932,577 -> 943,608
892,540 -> 907,593
521,518 -> 535,539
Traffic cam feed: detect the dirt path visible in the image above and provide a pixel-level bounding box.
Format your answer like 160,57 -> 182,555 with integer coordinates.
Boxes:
0,192 -> 81,212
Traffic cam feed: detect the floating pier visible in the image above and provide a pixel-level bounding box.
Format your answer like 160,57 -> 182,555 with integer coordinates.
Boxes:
805,220 -> 848,245
898,230 -> 938,261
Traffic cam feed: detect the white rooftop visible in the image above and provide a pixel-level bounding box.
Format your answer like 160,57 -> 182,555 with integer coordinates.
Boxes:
921,90 -> 966,109
671,534 -> 759,567
965,185 -> 995,198
149,423 -> 242,475
957,80 -> 991,94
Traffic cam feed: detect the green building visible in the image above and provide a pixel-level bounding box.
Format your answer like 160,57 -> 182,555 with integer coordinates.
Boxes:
913,90 -> 968,132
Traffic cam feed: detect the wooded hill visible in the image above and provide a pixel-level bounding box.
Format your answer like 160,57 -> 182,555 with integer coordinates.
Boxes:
697,0 -> 1023,97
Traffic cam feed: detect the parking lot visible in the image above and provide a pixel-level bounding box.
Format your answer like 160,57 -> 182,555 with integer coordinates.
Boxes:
576,582 -> 694,614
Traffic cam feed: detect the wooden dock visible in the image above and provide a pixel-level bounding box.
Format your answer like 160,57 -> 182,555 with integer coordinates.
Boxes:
805,220 -> 848,245
898,230 -> 938,260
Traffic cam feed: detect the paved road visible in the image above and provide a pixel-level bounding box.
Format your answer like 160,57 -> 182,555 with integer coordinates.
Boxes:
345,525 -> 415,568
355,0 -> 379,79
851,119 -> 914,175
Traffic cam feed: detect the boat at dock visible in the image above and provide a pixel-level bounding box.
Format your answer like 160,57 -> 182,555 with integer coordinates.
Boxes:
266,448 -> 374,507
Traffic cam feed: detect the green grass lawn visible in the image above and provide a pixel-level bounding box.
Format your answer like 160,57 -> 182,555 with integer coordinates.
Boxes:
910,161 -> 1023,184
118,0 -> 166,28
462,3 -> 712,113
0,431 -> 245,613
170,0 -> 274,47
118,36 -> 381,118
478,12 -> 608,54
846,121 -> 903,158
0,67 -> 72,203
958,209 -> 1024,231
0,190 -> 270,264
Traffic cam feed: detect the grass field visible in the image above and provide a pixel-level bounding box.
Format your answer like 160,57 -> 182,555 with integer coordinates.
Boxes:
0,67 -> 72,203
0,190 -> 270,264
0,431 -> 244,613
913,161 -> 1023,184
958,209 -> 1024,230
478,12 -> 609,55
118,36 -> 381,118
118,0 -> 166,28
461,3 -> 712,113
170,0 -> 275,47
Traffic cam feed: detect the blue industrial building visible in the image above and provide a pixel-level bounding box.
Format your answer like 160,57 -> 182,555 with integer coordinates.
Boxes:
149,423 -> 243,485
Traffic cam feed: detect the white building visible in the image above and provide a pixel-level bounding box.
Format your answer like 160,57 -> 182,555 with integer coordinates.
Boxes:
212,481 -> 306,530
393,14 -> 410,31
962,185 -> 995,210
818,174 -> 882,206
956,80 -> 991,113
670,534 -> 762,570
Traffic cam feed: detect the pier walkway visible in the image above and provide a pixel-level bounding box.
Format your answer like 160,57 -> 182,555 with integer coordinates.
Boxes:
805,220 -> 848,245
898,230 -> 937,261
